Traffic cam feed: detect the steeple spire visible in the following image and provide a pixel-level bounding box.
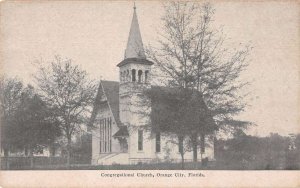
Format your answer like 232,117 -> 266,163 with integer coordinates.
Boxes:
124,3 -> 146,59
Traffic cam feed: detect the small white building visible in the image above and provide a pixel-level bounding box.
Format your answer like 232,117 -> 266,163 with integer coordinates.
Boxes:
90,5 -> 215,165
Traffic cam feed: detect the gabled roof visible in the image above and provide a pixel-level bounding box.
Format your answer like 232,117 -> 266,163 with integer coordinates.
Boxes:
89,80 -> 121,128
101,81 -> 121,126
88,82 -> 104,128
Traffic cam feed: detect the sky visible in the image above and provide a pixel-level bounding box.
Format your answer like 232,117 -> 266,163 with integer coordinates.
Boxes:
1,1 -> 299,136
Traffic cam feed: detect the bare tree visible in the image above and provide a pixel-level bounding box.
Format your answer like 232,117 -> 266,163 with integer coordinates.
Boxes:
147,2 -> 253,162
34,56 -> 96,165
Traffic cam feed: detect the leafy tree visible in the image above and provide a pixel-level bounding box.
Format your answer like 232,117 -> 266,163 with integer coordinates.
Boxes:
0,77 -> 24,156
287,134 -> 300,169
14,86 -> 61,156
147,2 -> 252,162
145,87 -> 216,168
215,133 -> 293,170
34,55 -> 96,165
72,133 -> 92,164
0,77 -> 61,158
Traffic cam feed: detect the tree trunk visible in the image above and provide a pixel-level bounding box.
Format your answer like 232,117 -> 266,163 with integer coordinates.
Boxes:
29,148 -> 34,169
200,134 -> 205,167
180,151 -> 184,170
178,135 -> 185,170
67,136 -> 71,167
49,145 -> 53,165
192,133 -> 198,162
6,159 -> 10,170
4,146 -> 9,169
4,148 -> 9,157
25,147 -> 28,156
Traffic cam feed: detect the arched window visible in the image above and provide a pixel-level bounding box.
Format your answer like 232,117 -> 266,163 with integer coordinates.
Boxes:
120,71 -> 123,82
138,70 -> 143,83
132,69 -> 136,82
126,70 -> 130,82
145,70 -> 149,83
123,71 -> 127,82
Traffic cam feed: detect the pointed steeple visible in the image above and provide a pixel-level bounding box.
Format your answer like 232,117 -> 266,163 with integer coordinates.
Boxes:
124,3 -> 146,59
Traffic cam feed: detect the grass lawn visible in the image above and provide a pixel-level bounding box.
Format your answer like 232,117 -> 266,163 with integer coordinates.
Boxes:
7,162 -> 210,170
6,160 -> 299,170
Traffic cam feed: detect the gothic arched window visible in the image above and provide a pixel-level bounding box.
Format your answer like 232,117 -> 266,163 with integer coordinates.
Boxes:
138,70 -> 143,83
145,70 -> 149,83
132,69 -> 136,82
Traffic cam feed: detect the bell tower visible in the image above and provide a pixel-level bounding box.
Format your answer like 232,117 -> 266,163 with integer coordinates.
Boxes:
117,4 -> 154,126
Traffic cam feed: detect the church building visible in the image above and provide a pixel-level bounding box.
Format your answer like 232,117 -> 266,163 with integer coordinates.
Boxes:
90,5 -> 215,165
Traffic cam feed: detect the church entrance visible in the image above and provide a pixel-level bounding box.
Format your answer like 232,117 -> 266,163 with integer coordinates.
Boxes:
118,137 -> 128,153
